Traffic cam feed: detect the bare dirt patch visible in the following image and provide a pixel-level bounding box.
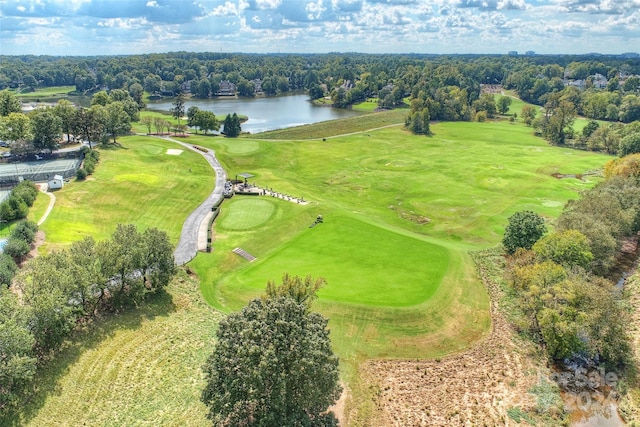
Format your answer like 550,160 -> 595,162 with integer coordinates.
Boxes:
356,253 -> 546,426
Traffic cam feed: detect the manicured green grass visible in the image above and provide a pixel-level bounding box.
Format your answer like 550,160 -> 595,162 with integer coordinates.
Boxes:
251,109 -> 406,140
16,109 -> 614,425
220,214 -> 447,306
191,117 -> 611,362
3,273 -> 219,427
218,198 -> 275,230
13,85 -> 75,98
39,136 -> 214,251
352,99 -> 380,112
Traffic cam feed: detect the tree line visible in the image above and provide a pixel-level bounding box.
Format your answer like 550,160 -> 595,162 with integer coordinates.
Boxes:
501,158 -> 640,368
0,224 -> 176,415
0,90 -> 138,160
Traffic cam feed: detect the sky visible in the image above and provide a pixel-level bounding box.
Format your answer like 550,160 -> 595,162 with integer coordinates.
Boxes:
0,0 -> 639,56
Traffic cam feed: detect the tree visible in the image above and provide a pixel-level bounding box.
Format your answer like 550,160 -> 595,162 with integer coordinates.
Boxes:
30,108 -> 62,153
73,106 -> 106,148
143,74 -> 162,94
103,102 -> 131,144
140,116 -> 153,134
587,124 -> 621,154
128,82 -> 145,109
618,133 -> 640,157
139,227 -> 176,292
0,91 -> 21,117
0,288 -> 37,411
619,95 -> 640,123
1,112 -> 31,143
503,211 -> 547,254
15,257 -> 77,356
521,104 -> 537,126
201,276 -> 341,427
497,96 -> 512,115
53,99 -> 76,144
3,238 -> 30,262
91,90 -> 111,107
604,153 -> 640,179
152,117 -> 166,135
473,93 -> 497,118
195,110 -> 219,135
222,113 -> 241,137
170,93 -> 185,126
187,106 -> 201,130
532,229 -> 592,269
540,95 -> 576,145
309,84 -> 324,100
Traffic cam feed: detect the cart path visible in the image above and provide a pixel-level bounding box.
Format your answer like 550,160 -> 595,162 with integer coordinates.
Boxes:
150,136 -> 227,265
37,190 -> 56,226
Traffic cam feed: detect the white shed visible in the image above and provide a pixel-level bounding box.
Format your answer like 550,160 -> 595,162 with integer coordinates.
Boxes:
48,174 -> 64,190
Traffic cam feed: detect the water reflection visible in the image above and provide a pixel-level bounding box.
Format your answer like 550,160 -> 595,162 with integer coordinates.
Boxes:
146,94 -> 361,134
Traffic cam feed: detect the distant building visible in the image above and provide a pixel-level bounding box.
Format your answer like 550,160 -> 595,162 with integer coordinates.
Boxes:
525,51 -> 536,56
508,51 -> 518,56
251,79 -> 263,94
216,80 -> 237,96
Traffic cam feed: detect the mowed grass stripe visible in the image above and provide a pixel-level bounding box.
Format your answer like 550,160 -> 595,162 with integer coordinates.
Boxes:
39,136 -> 214,251
13,276 -> 218,427
228,215 -> 448,306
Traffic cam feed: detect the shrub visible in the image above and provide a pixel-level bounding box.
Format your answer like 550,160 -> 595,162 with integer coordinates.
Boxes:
76,168 -> 87,180
84,160 -> 95,175
10,220 -> 37,245
0,253 -> 18,286
3,238 -> 30,261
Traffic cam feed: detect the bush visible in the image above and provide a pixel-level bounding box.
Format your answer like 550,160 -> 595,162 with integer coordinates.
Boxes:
475,111 -> 487,122
10,220 -> 38,245
84,160 -> 95,175
3,237 -> 30,261
76,168 -> 87,180
12,181 -> 38,207
0,253 -> 18,286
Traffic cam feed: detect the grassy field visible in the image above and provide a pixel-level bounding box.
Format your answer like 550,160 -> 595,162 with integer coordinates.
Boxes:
251,109 -> 406,139
4,272 -> 219,427
13,85 -> 75,99
38,136 -> 214,251
189,117 -> 611,365
12,105 -> 615,425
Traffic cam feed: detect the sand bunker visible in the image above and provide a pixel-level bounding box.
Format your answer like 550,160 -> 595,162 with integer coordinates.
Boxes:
166,149 -> 183,155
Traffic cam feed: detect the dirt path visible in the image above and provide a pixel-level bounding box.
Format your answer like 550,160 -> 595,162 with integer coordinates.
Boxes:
358,256 -> 544,426
37,190 -> 56,226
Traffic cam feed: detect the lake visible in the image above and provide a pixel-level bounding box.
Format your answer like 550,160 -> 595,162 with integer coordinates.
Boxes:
146,93 -> 361,134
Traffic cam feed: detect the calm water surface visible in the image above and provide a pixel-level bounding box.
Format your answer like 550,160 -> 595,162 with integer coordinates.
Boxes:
147,93 -> 360,134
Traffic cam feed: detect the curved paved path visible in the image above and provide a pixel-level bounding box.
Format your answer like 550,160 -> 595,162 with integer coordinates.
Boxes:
151,136 -> 227,265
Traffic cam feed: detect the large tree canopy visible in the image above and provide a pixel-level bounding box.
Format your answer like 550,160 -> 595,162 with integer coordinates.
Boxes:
503,210 -> 547,254
201,275 -> 341,427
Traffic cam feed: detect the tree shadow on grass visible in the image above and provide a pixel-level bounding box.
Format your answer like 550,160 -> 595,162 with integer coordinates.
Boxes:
0,289 -> 176,426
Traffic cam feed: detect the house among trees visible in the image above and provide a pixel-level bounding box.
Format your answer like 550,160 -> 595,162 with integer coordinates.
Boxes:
252,79 -> 263,94
215,80 -> 237,96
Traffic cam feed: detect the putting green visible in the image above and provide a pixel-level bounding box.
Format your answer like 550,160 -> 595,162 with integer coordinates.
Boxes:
227,215 -> 448,306
218,198 -> 276,230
